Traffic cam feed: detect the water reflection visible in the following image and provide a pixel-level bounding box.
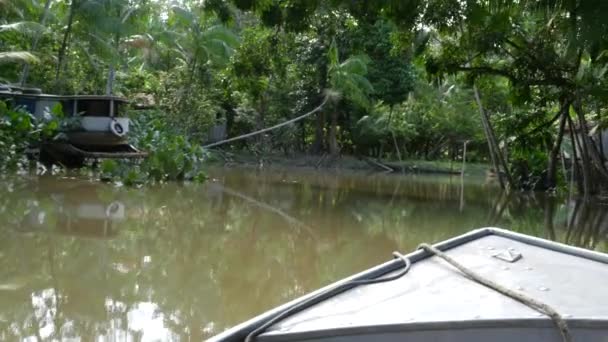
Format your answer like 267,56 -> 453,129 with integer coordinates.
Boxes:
0,169 -> 606,341
16,177 -> 126,238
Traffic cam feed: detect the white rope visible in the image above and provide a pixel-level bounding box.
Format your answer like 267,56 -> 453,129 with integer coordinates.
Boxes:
203,96 -> 329,149
418,243 -> 572,342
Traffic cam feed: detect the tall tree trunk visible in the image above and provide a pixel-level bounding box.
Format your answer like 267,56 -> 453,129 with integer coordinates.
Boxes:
387,106 -> 402,164
569,115 -> 592,200
598,103 -> 605,163
55,0 -> 78,90
473,85 -> 507,188
256,93 -> 268,148
544,196 -> 556,241
546,101 -> 569,189
299,120 -> 306,152
106,30 -> 122,95
328,108 -> 339,157
105,66 -> 115,95
567,115 -> 584,195
573,99 -> 608,182
176,59 -> 198,111
461,140 -> 469,176
313,49 -> 328,154
20,0 -> 52,86
312,109 -> 325,153
483,99 -> 513,187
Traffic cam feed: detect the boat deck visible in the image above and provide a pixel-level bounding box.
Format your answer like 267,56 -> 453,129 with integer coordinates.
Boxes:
213,228 -> 608,342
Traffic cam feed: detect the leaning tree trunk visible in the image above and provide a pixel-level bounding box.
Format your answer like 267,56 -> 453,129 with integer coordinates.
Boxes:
483,100 -> 513,187
545,100 -> 570,189
55,0 -> 78,89
20,0 -> 52,86
473,85 -> 510,189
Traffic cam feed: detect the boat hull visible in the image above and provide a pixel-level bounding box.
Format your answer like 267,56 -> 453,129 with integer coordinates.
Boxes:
66,131 -> 127,146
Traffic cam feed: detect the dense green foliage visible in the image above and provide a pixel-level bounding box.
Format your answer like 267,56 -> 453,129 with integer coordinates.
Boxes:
2,0 -> 608,194
0,101 -> 62,171
100,110 -> 208,185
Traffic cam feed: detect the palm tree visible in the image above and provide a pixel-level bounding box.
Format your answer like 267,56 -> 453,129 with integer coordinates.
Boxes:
51,0 -> 152,94
73,0 -> 149,94
19,0 -> 52,85
53,0 -> 80,89
326,39 -> 373,156
169,6 -> 239,67
164,5 -> 239,104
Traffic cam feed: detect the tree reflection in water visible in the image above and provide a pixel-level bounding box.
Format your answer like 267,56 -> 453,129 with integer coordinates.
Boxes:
0,169 -> 606,340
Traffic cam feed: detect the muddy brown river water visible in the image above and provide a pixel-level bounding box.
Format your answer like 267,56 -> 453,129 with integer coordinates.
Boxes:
0,167 -> 606,341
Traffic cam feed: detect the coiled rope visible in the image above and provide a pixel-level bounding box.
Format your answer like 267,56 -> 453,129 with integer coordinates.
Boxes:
418,243 -> 572,342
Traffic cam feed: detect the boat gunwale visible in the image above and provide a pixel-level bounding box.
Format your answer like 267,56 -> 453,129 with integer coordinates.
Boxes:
257,319 -> 608,342
208,227 -> 608,342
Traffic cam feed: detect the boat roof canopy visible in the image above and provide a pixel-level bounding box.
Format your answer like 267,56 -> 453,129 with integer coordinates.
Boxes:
0,90 -> 129,103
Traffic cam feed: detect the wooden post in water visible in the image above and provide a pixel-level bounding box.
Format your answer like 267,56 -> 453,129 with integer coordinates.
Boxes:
460,140 -> 469,212
461,140 -> 469,176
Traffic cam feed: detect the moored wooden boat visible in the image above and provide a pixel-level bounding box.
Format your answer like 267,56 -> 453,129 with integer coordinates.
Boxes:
210,228 -> 608,342
0,86 -> 147,166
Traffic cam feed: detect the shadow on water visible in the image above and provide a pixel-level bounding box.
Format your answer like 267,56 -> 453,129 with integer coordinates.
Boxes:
0,168 -> 606,340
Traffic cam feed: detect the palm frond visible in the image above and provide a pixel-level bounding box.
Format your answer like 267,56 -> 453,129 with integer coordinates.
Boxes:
327,42 -> 374,108
340,55 -> 370,75
172,6 -> 195,26
0,51 -> 38,64
350,74 -> 374,93
203,25 -> 240,48
87,32 -> 119,61
204,39 -> 233,63
121,6 -> 137,24
122,34 -> 153,49
0,21 -> 46,37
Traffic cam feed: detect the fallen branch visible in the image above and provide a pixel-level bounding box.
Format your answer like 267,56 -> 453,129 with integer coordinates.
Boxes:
364,157 -> 394,173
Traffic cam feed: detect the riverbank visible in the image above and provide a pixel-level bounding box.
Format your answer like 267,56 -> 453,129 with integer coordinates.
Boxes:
207,151 -> 489,176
